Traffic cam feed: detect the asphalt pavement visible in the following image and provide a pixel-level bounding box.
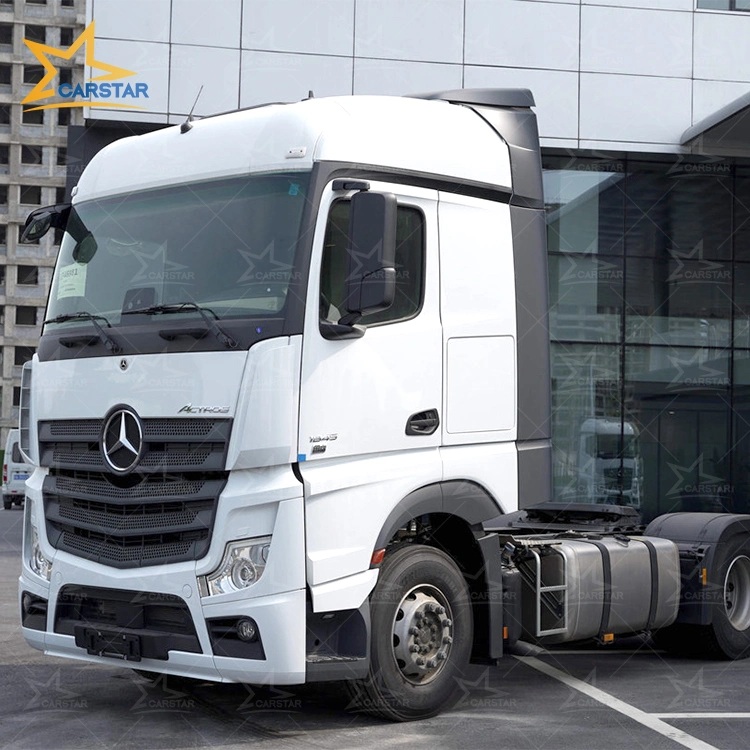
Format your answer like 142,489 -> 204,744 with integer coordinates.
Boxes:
2,505 -> 750,750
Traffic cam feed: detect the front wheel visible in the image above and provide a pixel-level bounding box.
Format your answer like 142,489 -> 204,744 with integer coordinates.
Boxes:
348,545 -> 472,721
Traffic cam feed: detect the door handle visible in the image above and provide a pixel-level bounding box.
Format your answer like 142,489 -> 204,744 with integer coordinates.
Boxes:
406,409 -> 440,436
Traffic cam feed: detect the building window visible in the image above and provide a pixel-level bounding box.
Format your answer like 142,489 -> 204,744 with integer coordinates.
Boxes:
23,65 -> 44,85
61,0 -> 74,5
17,265 -> 37,285
320,202 -> 425,326
14,346 -> 34,365
0,226 -> 7,244
22,107 -> 43,125
57,108 -> 70,127
24,25 -> 45,43
697,0 -> 750,9
16,306 -> 36,325
0,186 -> 8,205
59,27 -> 73,46
0,146 -> 8,165
19,185 -> 41,204
0,105 -> 10,125
21,145 -> 42,164
55,187 -> 65,204
56,146 -> 66,165
543,154 -> 744,523
0,23 -> 12,45
26,0 -> 46,5
12,386 -> 20,407
58,68 -> 71,85
0,65 -> 11,85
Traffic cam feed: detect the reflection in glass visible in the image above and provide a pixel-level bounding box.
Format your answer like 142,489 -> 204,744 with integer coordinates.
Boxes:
548,254 -> 623,343
625,256 -> 731,348
543,159 -> 624,256
551,343 -> 623,504
624,346 -> 731,522
625,161 -> 731,260
545,154 -> 741,521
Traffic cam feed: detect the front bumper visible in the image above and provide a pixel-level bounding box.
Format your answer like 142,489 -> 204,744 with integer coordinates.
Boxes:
20,468 -> 309,685
20,567 -> 307,684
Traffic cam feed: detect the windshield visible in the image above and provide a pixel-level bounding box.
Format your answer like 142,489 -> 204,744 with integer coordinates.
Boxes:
585,433 -> 637,459
45,172 -> 311,335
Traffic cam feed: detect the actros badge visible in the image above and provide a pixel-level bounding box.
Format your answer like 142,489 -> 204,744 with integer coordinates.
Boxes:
101,406 -> 144,474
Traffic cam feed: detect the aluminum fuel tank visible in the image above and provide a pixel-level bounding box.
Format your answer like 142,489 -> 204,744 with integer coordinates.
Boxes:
520,535 -> 681,644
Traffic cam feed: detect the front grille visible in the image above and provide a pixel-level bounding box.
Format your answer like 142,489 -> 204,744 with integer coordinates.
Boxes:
58,500 -> 205,531
603,466 -> 634,488
41,418 -> 230,568
60,531 -> 194,563
49,419 -> 101,437
39,418 -> 231,474
55,585 -> 201,658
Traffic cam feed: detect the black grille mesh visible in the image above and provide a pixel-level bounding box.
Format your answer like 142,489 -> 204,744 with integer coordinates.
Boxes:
41,417 -> 230,568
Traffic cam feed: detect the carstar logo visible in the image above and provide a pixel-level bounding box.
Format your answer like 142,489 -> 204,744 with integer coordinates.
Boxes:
21,21 -> 149,113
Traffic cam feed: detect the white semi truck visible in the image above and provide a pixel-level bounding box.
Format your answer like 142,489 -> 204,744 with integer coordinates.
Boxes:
17,90 -> 750,721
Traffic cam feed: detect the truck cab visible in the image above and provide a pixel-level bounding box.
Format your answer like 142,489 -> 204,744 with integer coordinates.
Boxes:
17,90 -> 548,718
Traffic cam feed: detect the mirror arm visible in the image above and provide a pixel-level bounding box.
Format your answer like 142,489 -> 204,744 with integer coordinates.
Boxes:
338,311 -> 362,327
319,320 -> 365,341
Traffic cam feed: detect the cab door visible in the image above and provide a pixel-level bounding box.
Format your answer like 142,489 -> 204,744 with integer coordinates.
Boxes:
298,180 -> 442,463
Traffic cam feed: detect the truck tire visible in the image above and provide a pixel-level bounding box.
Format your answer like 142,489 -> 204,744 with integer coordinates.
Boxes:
656,539 -> 750,660
347,544 -> 472,721
2,496 -> 11,511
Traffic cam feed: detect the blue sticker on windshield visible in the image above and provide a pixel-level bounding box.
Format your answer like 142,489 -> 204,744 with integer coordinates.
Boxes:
289,183 -> 300,196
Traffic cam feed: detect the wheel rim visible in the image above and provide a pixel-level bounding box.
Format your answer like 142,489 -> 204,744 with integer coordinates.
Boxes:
391,584 -> 454,685
724,555 -> 750,631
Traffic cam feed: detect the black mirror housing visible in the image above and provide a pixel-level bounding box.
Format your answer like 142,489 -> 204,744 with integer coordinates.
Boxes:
343,191 -> 397,322
20,203 -> 70,244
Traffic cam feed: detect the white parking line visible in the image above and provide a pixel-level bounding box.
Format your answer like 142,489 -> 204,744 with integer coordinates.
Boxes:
515,656 -> 720,750
543,649 -> 654,655
655,714 -> 750,720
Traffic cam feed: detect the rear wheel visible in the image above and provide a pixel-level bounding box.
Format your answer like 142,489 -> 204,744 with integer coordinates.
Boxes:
2,496 -> 11,511
347,545 -> 472,721
655,540 -> 750,659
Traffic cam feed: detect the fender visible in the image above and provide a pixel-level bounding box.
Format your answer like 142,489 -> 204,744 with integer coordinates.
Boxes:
374,480 -> 501,550
375,480 -> 506,659
646,513 -> 750,625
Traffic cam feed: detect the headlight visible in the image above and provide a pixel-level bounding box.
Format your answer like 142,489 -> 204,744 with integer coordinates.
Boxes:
198,537 -> 271,597
29,525 -> 52,581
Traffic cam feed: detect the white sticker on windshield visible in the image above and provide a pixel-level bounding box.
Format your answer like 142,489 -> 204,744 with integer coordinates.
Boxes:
57,263 -> 87,299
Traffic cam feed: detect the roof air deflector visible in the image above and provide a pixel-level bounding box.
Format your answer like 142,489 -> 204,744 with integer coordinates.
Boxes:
410,88 -> 535,109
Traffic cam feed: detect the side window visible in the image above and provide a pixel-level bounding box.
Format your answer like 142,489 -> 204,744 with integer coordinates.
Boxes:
11,443 -> 21,463
320,199 -> 425,326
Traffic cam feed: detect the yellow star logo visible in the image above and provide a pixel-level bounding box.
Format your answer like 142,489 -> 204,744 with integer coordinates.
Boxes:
21,21 -> 143,111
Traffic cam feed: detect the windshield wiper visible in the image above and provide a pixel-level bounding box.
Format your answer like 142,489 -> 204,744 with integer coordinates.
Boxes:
122,302 -> 237,349
44,312 -> 122,354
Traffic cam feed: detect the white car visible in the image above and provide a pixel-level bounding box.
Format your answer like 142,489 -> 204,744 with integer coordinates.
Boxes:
3,428 -> 31,510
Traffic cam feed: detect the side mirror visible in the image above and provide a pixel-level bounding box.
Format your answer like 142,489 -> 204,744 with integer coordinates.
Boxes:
20,203 -> 70,244
342,191 -> 397,324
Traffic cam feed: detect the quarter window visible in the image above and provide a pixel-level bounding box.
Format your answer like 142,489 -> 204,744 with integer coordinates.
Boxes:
320,200 -> 425,326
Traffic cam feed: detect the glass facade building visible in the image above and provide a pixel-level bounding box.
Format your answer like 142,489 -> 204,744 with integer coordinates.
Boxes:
544,152 -> 750,522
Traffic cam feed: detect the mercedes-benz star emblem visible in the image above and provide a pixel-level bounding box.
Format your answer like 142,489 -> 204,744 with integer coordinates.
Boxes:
101,407 -> 143,474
